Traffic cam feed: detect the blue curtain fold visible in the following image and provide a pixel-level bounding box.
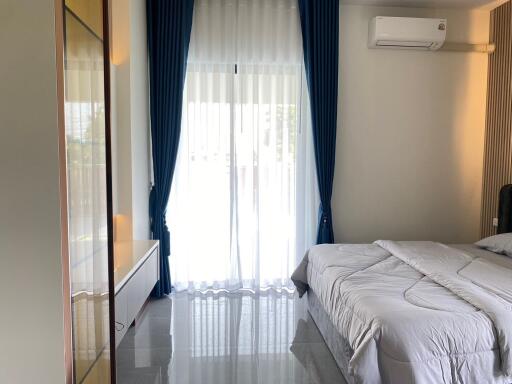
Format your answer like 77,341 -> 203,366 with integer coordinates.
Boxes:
298,0 -> 339,244
147,0 -> 194,297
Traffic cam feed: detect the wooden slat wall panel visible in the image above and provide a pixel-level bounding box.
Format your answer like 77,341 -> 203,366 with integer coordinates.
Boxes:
481,1 -> 512,238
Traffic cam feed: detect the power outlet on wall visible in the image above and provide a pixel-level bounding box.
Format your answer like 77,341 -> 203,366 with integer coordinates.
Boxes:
492,218 -> 499,227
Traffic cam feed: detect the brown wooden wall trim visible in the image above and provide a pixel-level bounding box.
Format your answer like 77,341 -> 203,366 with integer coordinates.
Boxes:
480,0 -> 512,238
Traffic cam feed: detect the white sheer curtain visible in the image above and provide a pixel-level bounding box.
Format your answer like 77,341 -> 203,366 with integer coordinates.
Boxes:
167,0 -> 318,292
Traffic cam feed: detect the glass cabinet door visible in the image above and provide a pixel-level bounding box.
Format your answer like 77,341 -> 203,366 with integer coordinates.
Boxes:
63,1 -> 113,382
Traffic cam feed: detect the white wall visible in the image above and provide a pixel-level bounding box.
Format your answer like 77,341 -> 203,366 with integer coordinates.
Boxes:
0,0 -> 66,382
129,0 -> 151,241
112,0 -> 133,241
333,5 -> 490,243
111,0 -> 151,241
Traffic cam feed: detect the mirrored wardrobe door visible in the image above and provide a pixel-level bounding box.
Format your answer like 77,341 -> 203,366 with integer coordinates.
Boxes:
62,0 -> 115,382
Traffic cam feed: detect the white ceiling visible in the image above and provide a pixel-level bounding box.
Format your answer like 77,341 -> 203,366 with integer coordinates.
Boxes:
340,0 -> 505,10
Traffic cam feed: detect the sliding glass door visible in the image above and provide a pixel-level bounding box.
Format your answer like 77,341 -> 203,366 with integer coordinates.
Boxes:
167,0 -> 318,292
63,1 -> 113,382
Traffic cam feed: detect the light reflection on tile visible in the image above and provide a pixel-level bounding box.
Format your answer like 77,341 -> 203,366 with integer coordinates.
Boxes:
117,291 -> 346,384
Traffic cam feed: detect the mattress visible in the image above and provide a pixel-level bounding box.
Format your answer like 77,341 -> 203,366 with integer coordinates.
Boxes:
292,241 -> 512,384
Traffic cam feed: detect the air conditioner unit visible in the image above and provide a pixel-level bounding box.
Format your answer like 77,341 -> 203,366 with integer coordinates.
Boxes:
368,17 -> 447,51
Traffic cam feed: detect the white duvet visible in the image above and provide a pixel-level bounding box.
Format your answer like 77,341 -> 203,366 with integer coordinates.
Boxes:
291,241 -> 512,384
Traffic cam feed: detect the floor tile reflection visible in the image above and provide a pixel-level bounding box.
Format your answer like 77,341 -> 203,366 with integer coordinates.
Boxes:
117,291 -> 346,384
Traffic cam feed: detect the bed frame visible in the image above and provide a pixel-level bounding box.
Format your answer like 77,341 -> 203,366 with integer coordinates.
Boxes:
498,184 -> 512,234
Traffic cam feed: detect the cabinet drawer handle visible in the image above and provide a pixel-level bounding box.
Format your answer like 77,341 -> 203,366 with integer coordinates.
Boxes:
115,321 -> 125,332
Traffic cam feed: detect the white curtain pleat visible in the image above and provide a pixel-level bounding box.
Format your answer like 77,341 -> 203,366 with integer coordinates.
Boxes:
168,0 -> 318,292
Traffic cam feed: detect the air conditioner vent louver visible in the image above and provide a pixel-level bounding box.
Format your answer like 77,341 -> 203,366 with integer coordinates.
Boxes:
376,40 -> 434,49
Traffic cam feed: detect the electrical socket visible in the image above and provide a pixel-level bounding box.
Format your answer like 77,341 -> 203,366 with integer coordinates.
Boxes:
492,218 -> 499,227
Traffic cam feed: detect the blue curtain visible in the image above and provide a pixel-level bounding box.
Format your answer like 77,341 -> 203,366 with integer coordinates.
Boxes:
147,0 -> 194,297
298,0 -> 339,244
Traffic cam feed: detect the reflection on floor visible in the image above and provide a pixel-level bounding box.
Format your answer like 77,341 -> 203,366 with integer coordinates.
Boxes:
116,291 -> 347,384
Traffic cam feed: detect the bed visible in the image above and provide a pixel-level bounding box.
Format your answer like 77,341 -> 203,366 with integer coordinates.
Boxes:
292,186 -> 512,384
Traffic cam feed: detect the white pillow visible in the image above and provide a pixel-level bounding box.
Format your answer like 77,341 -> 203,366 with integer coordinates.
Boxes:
475,233 -> 512,257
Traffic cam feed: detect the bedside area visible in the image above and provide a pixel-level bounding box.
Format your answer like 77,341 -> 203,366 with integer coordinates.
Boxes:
114,240 -> 160,348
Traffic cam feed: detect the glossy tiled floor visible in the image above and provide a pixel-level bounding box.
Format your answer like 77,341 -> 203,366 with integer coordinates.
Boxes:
116,291 -> 347,384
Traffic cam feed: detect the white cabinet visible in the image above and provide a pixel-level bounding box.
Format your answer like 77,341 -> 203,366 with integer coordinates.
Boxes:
114,286 -> 128,346
114,241 -> 159,347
